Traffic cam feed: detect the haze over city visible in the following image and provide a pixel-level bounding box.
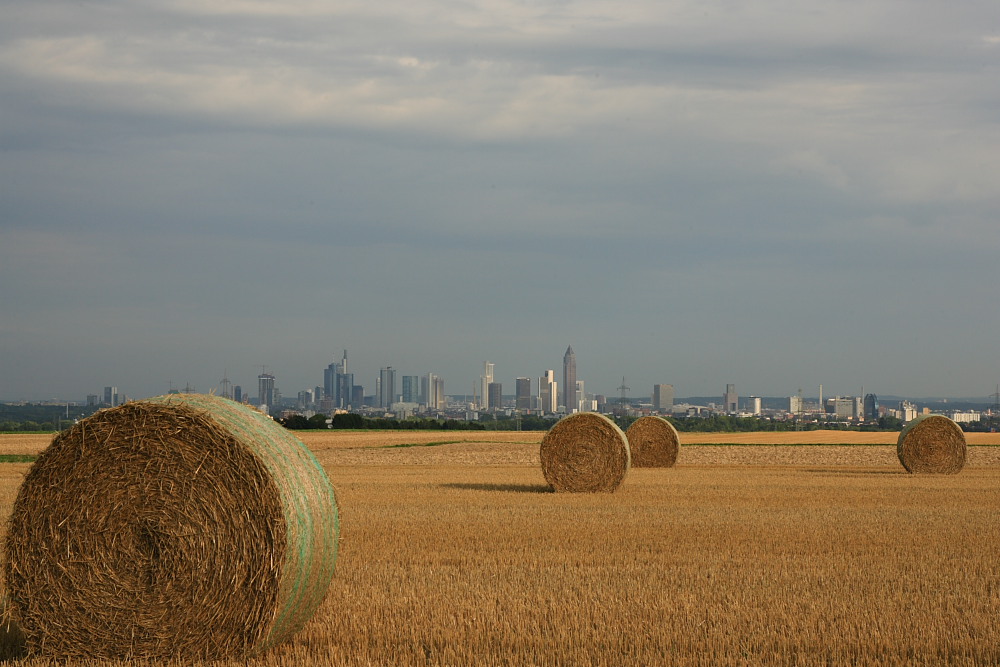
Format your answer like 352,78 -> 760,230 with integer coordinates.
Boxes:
2,1 -> 999,403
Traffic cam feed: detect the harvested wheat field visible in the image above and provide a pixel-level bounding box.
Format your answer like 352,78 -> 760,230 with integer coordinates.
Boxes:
3,429 -> 1000,665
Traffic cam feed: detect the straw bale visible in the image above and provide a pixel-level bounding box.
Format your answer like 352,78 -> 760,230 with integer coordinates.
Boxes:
540,413 -> 630,492
897,414 -> 966,474
625,416 -> 680,468
3,393 -> 339,660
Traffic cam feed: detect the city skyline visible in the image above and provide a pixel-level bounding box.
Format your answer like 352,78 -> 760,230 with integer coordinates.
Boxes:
3,2 -> 999,404
5,342 -> 999,408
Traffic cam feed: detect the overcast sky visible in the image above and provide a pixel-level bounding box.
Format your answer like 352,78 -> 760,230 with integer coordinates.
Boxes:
2,0 -> 999,403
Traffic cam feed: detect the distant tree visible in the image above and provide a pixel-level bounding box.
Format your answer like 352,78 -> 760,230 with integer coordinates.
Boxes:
308,413 -> 330,429
280,414 -> 310,430
877,416 -> 903,431
331,413 -> 365,429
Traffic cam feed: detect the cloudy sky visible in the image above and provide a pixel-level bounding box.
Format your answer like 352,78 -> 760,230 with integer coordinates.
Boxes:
2,0 -> 999,403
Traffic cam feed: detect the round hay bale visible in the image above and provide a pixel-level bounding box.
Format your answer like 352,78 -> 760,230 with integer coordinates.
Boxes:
3,393 -> 339,660
897,414 -> 966,474
625,416 -> 680,468
540,412 -> 630,493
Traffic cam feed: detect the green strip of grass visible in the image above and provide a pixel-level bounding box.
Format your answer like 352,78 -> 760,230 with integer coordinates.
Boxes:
0,454 -> 38,463
385,440 -> 465,448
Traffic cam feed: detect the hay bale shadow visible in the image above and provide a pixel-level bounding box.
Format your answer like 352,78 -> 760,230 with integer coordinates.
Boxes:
0,600 -> 25,662
803,468 -> 908,476
442,482 -> 553,494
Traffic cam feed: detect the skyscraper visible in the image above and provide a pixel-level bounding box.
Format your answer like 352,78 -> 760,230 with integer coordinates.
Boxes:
724,383 -> 738,413
864,393 -> 880,421
379,367 -> 395,409
425,373 -> 445,410
324,350 -> 352,408
653,384 -> 675,413
258,373 -> 275,414
515,377 -> 531,412
402,376 -> 420,403
563,346 -> 577,413
103,386 -> 119,407
540,370 -> 557,414
488,382 -> 503,410
481,362 -> 494,410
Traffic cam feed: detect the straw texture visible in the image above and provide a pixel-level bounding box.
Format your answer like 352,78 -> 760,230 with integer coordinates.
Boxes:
3,393 -> 339,660
540,413 -> 630,493
625,416 -> 680,468
897,414 -> 966,474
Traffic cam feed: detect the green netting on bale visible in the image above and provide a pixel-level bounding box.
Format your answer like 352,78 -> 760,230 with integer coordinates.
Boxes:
4,393 -> 339,660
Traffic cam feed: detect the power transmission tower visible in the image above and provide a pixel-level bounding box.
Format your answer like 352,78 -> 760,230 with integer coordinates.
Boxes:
795,387 -> 803,431
616,376 -> 630,416
990,384 -> 1000,431
219,370 -> 233,400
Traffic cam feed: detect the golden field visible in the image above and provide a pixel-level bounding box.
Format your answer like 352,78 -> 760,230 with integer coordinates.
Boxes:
2,429 -> 1000,665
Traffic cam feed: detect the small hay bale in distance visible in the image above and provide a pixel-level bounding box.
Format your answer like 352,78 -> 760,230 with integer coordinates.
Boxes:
3,393 -> 339,661
625,416 -> 680,468
897,414 -> 966,474
540,412 -> 630,493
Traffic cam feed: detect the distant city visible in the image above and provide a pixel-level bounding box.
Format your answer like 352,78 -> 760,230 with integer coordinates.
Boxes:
5,346 -> 1000,429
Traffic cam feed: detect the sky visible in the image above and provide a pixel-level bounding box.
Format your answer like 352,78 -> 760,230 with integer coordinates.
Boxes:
2,0 -> 999,403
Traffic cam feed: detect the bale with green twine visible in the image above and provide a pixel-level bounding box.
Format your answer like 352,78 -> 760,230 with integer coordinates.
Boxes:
625,416 -> 680,468
3,393 -> 339,660
540,412 -> 630,492
897,414 -> 966,474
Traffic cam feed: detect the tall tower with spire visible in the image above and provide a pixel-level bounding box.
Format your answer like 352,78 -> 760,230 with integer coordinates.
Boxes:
480,361 -> 495,411
563,345 -> 577,413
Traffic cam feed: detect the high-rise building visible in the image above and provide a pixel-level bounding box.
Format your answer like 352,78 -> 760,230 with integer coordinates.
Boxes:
402,376 -> 420,403
324,350 -> 351,408
653,384 -> 675,412
515,377 -> 531,412
379,367 -> 396,409
297,391 -> 312,410
480,362 -> 494,410
747,396 -> 762,415
540,370 -> 557,414
488,382 -> 503,410
833,396 -> 857,419
563,346 -> 577,413
103,386 -> 119,407
233,385 -> 242,403
788,395 -> 802,415
258,373 -> 275,414
425,373 -> 445,410
724,383 -> 738,413
864,394 -> 880,421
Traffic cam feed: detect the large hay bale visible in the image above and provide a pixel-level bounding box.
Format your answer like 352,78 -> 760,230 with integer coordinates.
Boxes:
897,414 -> 966,474
625,416 -> 680,468
540,413 -> 630,492
3,393 -> 339,660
